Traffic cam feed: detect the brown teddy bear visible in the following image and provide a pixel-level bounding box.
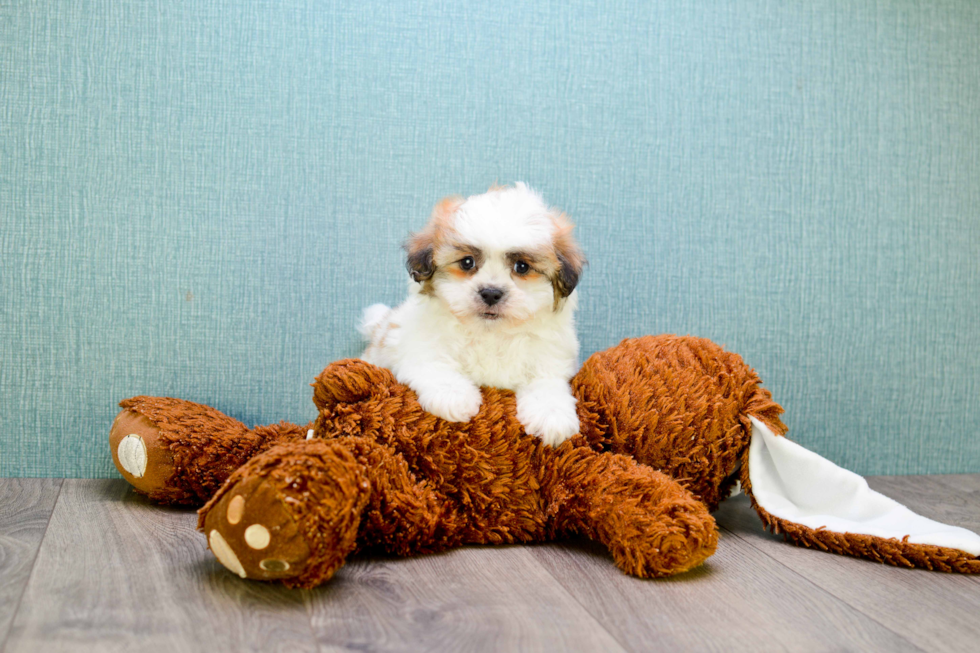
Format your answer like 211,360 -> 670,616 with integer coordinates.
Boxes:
109,335 -> 980,588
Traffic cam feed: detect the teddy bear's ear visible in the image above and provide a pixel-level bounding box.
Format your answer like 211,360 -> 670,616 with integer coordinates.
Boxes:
312,359 -> 397,409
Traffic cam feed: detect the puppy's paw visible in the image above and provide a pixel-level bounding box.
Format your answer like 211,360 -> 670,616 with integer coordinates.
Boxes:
516,385 -> 580,447
416,381 -> 483,423
519,406 -> 580,446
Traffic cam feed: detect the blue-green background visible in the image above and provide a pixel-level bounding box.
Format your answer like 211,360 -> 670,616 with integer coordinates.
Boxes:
2,0 -> 978,478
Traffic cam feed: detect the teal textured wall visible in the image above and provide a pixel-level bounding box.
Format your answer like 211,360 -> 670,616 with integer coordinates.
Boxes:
2,0 -> 979,478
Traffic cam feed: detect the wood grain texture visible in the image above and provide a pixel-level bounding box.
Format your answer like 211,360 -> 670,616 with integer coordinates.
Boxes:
3,480 -> 318,653
866,474 -> 980,588
309,546 -> 626,653
715,476 -> 980,653
867,474 -> 980,533
0,479 -> 62,649
4,475 -> 979,652
529,529 -> 918,652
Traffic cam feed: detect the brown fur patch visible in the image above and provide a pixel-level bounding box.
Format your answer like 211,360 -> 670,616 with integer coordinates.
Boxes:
548,212 -> 586,307
505,250 -> 542,265
404,196 -> 464,290
445,245 -> 484,265
432,245 -> 483,287
515,270 -> 545,282
505,250 -> 546,280
431,196 -> 464,228
127,334 -> 977,587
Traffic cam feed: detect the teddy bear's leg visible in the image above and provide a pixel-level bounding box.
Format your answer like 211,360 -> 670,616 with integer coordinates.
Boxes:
547,449 -> 719,578
109,396 -> 310,506
198,437 -> 447,588
571,334 -> 787,512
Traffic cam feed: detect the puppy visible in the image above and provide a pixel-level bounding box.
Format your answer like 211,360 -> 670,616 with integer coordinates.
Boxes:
360,183 -> 586,446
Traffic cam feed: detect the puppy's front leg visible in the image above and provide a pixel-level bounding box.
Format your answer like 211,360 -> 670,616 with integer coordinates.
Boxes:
401,364 -> 483,423
516,377 -> 580,446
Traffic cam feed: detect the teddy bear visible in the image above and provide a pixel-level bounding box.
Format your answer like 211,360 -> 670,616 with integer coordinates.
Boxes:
109,335 -> 980,588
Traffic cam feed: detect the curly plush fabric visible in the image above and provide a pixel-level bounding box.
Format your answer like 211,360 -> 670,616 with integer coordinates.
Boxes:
196,339 -> 728,587
110,334 -> 979,588
111,396 -> 310,505
572,335 -> 787,509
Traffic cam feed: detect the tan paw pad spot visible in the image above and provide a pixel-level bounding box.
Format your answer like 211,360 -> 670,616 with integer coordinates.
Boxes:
209,529 -> 246,578
260,559 -> 290,572
244,524 -> 271,550
117,434 -> 147,478
226,495 -> 245,525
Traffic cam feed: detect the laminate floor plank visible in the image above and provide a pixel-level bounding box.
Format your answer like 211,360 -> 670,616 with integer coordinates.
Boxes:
715,475 -> 980,653
867,474 -> 980,534
0,479 -> 62,649
4,480 -> 318,653
3,475 -> 978,652
308,545 -> 626,653
872,474 -> 980,588
529,526 -> 916,652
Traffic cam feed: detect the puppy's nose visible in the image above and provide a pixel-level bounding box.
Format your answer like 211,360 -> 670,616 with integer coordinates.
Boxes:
479,287 -> 505,306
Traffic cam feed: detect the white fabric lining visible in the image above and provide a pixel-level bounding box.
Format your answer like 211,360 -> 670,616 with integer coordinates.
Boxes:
747,417 -> 980,556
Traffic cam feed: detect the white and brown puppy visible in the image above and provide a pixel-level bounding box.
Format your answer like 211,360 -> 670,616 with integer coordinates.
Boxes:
360,183 -> 586,446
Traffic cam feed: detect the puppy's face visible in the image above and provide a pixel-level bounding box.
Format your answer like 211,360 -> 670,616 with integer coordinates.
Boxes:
405,184 -> 585,326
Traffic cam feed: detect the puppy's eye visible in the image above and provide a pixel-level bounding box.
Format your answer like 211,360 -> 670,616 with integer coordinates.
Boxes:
513,260 -> 530,275
460,256 -> 475,271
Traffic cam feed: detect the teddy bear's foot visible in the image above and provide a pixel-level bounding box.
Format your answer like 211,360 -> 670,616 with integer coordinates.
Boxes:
552,450 -> 719,577
198,439 -> 373,588
110,396 -> 310,506
200,473 -> 314,582
606,495 -> 718,578
109,408 -> 182,499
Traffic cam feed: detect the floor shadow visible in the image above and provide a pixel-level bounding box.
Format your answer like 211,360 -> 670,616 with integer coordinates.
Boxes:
539,536 -> 718,582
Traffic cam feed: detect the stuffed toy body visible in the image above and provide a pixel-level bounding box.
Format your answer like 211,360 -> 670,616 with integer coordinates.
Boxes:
109,336 -> 980,588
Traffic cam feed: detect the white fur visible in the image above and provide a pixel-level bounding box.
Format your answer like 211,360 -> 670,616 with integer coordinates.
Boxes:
361,184 -> 582,446
358,303 -> 392,339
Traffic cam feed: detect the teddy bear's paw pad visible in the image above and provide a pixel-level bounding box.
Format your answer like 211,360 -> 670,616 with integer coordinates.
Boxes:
202,476 -> 311,582
117,434 -> 147,478
209,529 -> 247,578
109,409 -> 176,495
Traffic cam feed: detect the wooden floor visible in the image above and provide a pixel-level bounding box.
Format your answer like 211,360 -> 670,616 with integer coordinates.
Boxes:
1,476 -> 978,652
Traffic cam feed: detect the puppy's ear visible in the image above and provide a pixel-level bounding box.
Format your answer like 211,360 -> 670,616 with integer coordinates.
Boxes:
555,252 -> 582,298
405,233 -> 435,282
551,212 -> 586,302
404,196 -> 463,283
